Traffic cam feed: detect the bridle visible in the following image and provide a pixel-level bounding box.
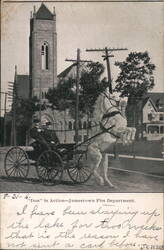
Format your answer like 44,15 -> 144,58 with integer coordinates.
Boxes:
101,92 -> 122,120
99,92 -> 122,138
102,91 -> 119,108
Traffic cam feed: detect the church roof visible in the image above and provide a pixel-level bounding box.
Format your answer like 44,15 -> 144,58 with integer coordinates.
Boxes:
58,63 -> 87,79
58,64 -> 77,78
36,4 -> 54,20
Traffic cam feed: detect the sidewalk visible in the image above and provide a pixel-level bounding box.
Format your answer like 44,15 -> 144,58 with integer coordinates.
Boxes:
0,146 -> 11,151
0,146 -> 33,154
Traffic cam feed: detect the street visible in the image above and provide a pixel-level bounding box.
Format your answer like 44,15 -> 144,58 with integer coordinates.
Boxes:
0,149 -> 163,193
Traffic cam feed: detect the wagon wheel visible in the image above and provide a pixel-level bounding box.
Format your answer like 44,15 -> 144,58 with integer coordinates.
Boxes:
36,150 -> 63,185
4,147 -> 30,178
67,152 -> 92,184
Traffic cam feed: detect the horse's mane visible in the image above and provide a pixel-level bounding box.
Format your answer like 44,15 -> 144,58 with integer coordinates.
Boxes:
92,94 -> 105,122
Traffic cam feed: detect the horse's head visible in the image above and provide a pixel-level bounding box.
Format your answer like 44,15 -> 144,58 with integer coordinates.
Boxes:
93,89 -> 121,121
103,93 -> 121,111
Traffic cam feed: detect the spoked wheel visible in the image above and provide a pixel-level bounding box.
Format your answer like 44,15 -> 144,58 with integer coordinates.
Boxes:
67,152 -> 92,184
36,150 -> 63,185
4,147 -> 30,178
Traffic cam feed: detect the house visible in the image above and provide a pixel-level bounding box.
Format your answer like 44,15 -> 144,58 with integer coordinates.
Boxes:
142,93 -> 164,141
127,93 -> 164,141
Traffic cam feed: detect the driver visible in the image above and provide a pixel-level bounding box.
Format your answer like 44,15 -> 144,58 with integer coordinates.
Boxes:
42,121 -> 60,147
30,119 -> 51,150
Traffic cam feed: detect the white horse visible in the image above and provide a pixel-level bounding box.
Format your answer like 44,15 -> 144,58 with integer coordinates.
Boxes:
86,90 -> 136,187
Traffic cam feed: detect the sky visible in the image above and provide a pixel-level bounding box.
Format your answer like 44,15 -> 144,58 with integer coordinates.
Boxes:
1,1 -> 164,113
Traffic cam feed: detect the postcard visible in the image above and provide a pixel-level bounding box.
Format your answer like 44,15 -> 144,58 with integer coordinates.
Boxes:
1,0 -> 163,249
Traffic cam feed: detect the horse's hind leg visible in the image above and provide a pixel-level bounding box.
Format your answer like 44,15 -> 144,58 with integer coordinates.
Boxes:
102,153 -> 114,188
87,146 -> 104,185
131,127 -> 136,141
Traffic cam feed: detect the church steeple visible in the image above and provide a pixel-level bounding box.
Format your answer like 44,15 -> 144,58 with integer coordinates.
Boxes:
29,4 -> 57,98
35,3 -> 54,20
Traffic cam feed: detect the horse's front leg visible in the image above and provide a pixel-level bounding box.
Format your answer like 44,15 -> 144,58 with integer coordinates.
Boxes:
87,145 -> 104,185
101,153 -> 115,188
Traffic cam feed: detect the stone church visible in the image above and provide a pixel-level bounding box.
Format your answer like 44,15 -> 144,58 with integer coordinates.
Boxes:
29,4 -> 57,98
17,3 -> 90,144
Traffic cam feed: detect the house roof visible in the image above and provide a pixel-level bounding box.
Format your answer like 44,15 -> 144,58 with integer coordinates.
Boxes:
36,4 -> 54,20
142,97 -> 158,111
145,92 -> 164,104
144,92 -> 164,112
133,92 -> 164,112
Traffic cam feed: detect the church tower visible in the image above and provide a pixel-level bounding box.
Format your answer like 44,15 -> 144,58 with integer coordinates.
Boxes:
29,4 -> 57,99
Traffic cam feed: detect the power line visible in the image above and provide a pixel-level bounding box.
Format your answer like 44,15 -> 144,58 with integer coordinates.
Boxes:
86,47 -> 128,94
66,49 -> 92,145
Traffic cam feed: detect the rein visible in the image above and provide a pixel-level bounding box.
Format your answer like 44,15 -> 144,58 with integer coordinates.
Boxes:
71,124 -> 116,151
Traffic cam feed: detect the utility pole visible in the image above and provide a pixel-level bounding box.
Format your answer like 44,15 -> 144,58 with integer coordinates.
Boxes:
66,48 -> 92,145
0,91 -> 9,146
3,92 -> 7,146
11,66 -> 17,146
39,79 -> 42,125
86,47 -> 128,94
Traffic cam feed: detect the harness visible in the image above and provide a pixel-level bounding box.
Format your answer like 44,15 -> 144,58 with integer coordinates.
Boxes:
100,95 -> 122,139
102,111 -> 121,120
99,122 -> 120,139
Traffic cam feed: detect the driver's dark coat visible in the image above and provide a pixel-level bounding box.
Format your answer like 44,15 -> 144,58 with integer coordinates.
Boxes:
30,127 -> 59,148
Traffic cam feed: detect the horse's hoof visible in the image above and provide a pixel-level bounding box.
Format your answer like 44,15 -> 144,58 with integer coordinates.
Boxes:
105,180 -> 115,188
106,182 -> 116,189
95,178 -> 104,186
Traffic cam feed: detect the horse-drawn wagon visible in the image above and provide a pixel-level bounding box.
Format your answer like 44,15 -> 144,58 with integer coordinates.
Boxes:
4,91 -> 136,187
4,124 -> 92,185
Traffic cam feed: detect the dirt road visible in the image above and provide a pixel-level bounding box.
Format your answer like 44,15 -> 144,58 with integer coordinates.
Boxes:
0,151 -> 163,193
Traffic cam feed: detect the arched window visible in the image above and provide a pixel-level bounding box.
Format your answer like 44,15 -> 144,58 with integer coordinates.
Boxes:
69,121 -> 72,130
65,121 -> 68,130
79,120 -> 82,130
73,121 -> 76,130
83,121 -> 87,130
73,121 -> 82,130
88,121 -> 92,129
41,42 -> 49,70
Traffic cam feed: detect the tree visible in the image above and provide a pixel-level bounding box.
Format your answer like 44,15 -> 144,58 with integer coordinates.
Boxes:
114,51 -> 155,98
14,97 -> 40,145
15,97 -> 40,129
114,51 -> 155,132
46,62 -> 108,118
